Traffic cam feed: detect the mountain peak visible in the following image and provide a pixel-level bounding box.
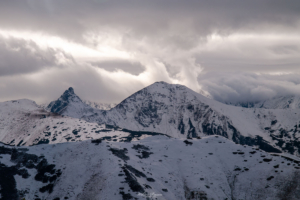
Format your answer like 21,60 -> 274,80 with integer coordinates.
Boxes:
145,81 -> 169,89
148,81 -> 184,89
58,87 -> 77,102
67,87 -> 74,94
46,87 -> 86,115
153,81 -> 168,85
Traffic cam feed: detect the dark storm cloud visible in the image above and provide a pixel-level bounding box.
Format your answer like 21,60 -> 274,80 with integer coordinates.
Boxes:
0,36 -> 72,76
0,0 -> 300,44
0,0 -> 300,104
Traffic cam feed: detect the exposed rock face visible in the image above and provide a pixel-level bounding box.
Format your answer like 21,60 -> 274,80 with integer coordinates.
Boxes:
47,87 -> 76,114
46,87 -> 96,118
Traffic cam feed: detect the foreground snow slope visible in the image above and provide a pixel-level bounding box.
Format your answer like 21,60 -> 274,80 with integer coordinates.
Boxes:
1,135 -> 300,200
0,99 -> 130,146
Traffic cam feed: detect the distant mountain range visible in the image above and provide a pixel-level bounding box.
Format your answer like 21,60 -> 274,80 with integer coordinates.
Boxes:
226,95 -> 300,109
83,100 -> 117,110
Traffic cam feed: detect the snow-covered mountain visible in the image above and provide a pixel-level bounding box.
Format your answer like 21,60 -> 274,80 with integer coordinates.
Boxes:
2,82 -> 300,157
0,99 -> 132,146
1,134 -> 300,200
226,95 -> 300,109
2,81 -> 300,200
47,81 -> 300,156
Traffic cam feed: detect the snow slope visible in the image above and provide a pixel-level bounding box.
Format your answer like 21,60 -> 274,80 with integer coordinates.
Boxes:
1,135 -> 300,200
0,99 -> 130,146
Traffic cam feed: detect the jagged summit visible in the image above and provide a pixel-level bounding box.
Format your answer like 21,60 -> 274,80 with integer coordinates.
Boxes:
118,80 -> 208,106
46,87 -> 94,118
65,87 -> 74,94
56,87 -> 76,102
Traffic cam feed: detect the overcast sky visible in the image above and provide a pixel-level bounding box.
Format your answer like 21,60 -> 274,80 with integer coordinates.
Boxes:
0,0 -> 300,104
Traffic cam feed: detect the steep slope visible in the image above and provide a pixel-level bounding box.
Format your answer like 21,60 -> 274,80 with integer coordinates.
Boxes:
83,81 -> 242,138
0,99 -> 130,146
226,95 -> 300,109
80,82 -> 300,156
1,135 -> 300,200
46,87 -> 96,118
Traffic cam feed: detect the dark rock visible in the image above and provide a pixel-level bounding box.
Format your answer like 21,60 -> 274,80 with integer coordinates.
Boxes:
146,178 -> 155,182
137,151 -> 153,159
119,191 -> 134,200
121,168 -> 144,193
124,165 -> 146,178
271,120 -> 277,126
184,140 -> 193,146
91,139 -> 102,145
109,148 -> 130,161
36,139 -> 50,145
132,144 -> 150,151
263,158 -> 272,162
178,118 -> 185,134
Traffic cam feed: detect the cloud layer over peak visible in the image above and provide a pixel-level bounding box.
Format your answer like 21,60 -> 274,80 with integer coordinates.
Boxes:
0,0 -> 299,105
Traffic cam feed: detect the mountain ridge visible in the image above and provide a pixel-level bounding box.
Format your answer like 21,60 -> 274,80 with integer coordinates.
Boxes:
46,82 -> 300,156
2,82 -> 300,199
226,95 -> 300,109
2,82 -> 300,156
